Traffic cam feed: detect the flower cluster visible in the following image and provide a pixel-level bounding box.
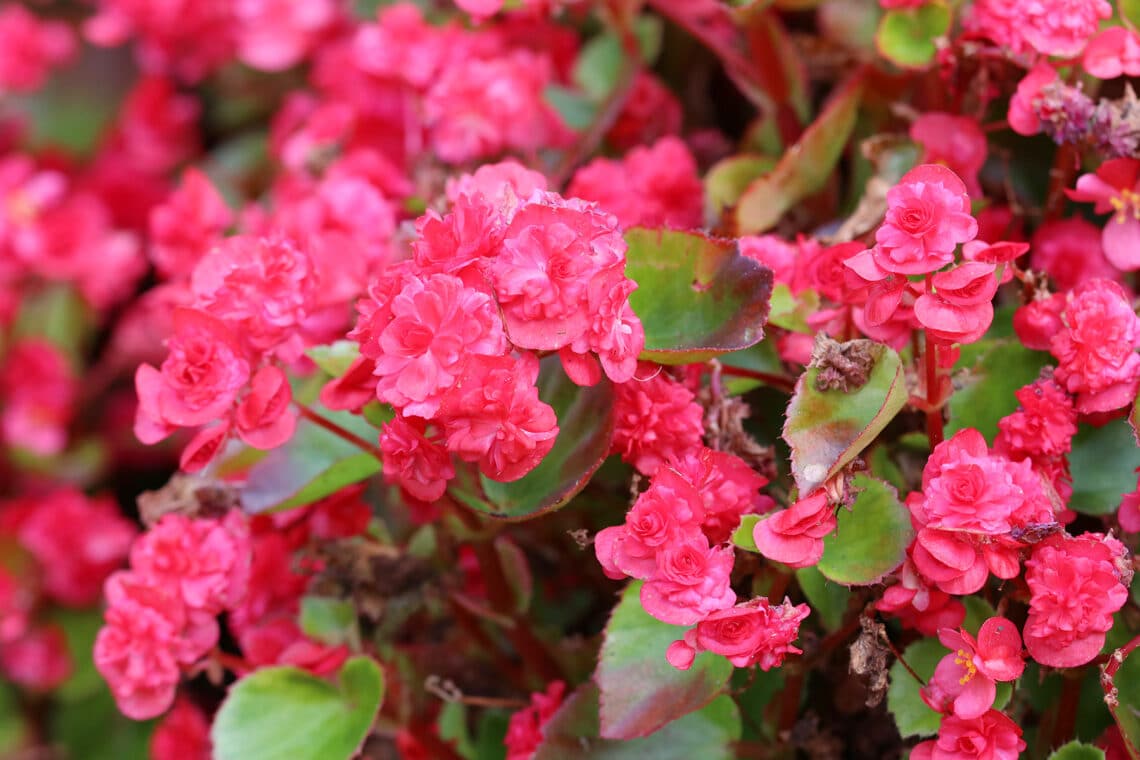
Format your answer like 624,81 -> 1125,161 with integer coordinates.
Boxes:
94,511 -> 250,719
346,162 -> 645,492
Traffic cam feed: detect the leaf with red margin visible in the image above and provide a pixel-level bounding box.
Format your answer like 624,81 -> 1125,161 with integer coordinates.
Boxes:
596,581 -> 733,739
533,682 -> 741,759
625,228 -> 773,365
1103,638 -> 1140,760
474,356 -> 614,520
735,70 -> 865,234
783,341 -> 908,494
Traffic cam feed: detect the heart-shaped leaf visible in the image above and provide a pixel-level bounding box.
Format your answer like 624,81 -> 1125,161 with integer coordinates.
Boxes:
212,656 -> 384,760
875,3 -> 951,69
533,683 -> 741,760
475,356 -> 614,520
596,581 -> 733,739
240,405 -> 383,513
817,475 -> 913,585
706,154 -> 778,217
625,228 -> 773,364
795,566 -> 851,631
783,340 -> 908,493
736,71 -> 864,234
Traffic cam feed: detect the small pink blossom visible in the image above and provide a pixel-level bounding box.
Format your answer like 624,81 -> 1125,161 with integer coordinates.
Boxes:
379,415 -> 455,502
873,165 -> 978,276
0,4 -> 75,93
910,709 -> 1026,760
1024,533 -> 1130,667
1067,158 -> 1140,271
1008,63 -> 1058,137
752,489 -> 836,569
1084,27 -> 1140,80
666,597 -> 810,671
151,698 -> 213,760
0,338 -> 76,456
1021,0 -> 1111,56
640,540 -> 737,625
504,681 -> 565,760
611,367 -> 705,476
1031,218 -> 1122,291
922,617 -> 1024,720
910,114 -> 987,197
149,169 -> 232,281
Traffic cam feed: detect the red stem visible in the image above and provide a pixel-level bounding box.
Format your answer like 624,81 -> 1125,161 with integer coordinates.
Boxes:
1103,635 -> 1140,760
296,403 -> 383,460
719,365 -> 797,393
923,284 -> 944,449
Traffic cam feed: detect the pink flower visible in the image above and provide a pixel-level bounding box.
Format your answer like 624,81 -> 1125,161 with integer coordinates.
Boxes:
995,379 -> 1077,461
752,490 -> 836,569
149,169 -> 232,281
1050,278 -> 1140,414
740,235 -> 798,289
1008,63 -> 1058,137
1013,294 -> 1065,352
911,528 -> 990,595
963,0 -> 1033,55
1084,27 -> 1140,80
910,710 -> 1026,760
1021,0 -> 1111,56
910,114 -> 988,197
364,272 -> 507,418
876,559 -> 966,636
94,573 -> 209,720
504,681 -> 565,760
233,0 -> 338,72
594,466 -> 706,580
134,308 -> 250,441
0,338 -> 76,456
667,597 -> 810,671
1031,218 -> 1122,291
379,415 -> 456,502
234,364 -> 296,449
914,263 -> 997,345
425,50 -> 569,163
872,165 -> 978,275
640,541 -> 737,625
611,367 -> 705,476
567,137 -> 704,229
191,235 -> 317,359
130,512 -> 251,616
440,355 -> 559,482
491,195 -> 629,353
0,4 -> 75,93
151,698 -> 213,760
1067,158 -> 1140,271
672,447 -> 772,544
16,489 -> 136,607
918,429 -> 1038,535
106,76 -> 201,175
1024,533 -> 1130,667
922,618 -> 1024,719
0,624 -> 71,691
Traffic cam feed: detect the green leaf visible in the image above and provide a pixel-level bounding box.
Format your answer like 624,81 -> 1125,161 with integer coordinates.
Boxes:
767,284 -> 820,334
1048,741 -> 1107,760
300,596 -> 360,648
945,339 -> 1049,442
817,475 -> 913,585
596,581 -> 734,739
1105,641 -> 1140,760
51,608 -> 105,703
1124,0 -> 1140,28
212,656 -> 385,760
0,682 -> 26,754
13,283 -> 94,360
795,565 -> 851,631
1130,392 -> 1140,445
306,341 -> 361,378
545,85 -> 597,131
888,638 -> 1012,738
533,683 -> 741,760
705,154 -> 778,218
51,686 -> 153,760
875,3 -> 951,69
1069,417 -> 1140,515
476,357 -> 614,520
733,514 -> 762,552
573,16 -> 664,101
783,341 -> 908,493
241,406 -> 382,513
625,228 -> 774,364
720,340 -> 787,395
736,71 -> 864,233
962,596 -> 997,635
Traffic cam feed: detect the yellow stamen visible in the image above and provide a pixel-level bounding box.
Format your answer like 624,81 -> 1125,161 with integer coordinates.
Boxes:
954,649 -> 977,685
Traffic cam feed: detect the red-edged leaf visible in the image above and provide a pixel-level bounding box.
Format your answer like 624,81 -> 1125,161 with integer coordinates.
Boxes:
625,228 -> 773,364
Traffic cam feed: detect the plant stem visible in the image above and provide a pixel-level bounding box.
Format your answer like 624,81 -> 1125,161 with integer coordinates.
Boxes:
296,403 -> 383,460
718,365 -> 797,393
468,539 -> 567,686
1043,143 -> 1079,222
923,293 -> 944,448
1048,670 -> 1082,751
1102,635 -> 1140,760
